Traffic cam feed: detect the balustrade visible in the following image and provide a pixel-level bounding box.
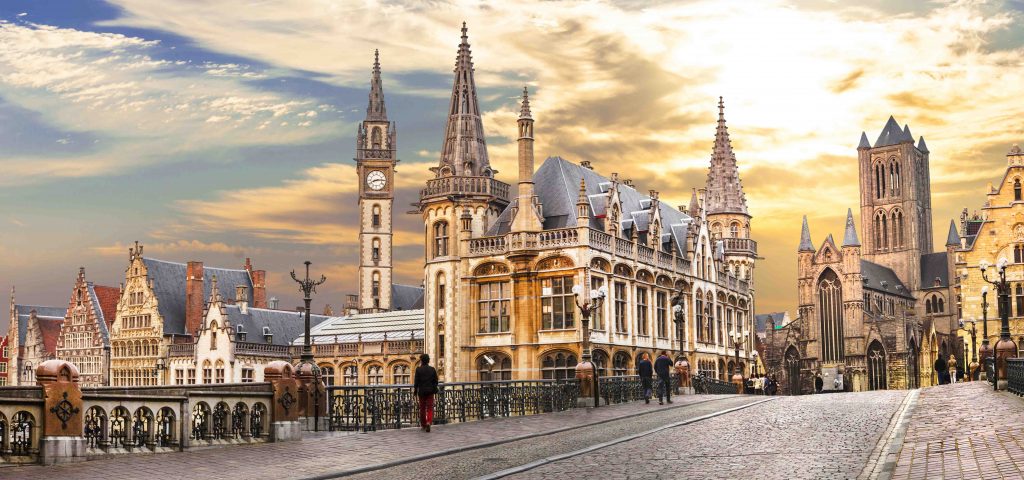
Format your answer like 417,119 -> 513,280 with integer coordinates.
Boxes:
468,236 -> 507,255
421,176 -> 510,201
591,230 -> 613,253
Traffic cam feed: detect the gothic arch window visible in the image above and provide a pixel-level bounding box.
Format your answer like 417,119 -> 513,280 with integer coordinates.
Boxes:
371,127 -> 382,149
874,213 -> 882,250
889,159 -> 901,196
1015,245 -> 1023,264
342,365 -> 358,385
435,273 -> 447,320
818,268 -> 844,363
881,213 -> 889,250
432,221 -> 449,258
392,364 -> 410,384
371,205 -> 381,228
540,351 -> 578,380
1015,178 -> 1022,202
478,353 -> 512,381
319,365 -> 335,386
897,210 -> 904,247
730,222 -> 739,238
867,341 -> 887,390
612,352 -> 630,376
366,364 -> 384,385
784,346 -> 801,395
875,163 -> 886,199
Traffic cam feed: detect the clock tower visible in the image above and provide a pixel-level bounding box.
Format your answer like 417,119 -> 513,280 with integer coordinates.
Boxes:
356,50 -> 397,312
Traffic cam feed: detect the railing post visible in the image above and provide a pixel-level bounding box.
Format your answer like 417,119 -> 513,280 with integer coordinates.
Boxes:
264,361 -> 302,441
36,360 -> 86,465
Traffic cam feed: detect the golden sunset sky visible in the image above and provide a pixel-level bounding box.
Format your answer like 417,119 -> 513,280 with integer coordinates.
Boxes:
1,0 -> 1023,325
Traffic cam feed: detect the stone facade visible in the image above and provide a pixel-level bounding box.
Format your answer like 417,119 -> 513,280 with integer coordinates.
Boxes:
763,117 -> 957,394
416,25 -> 757,383
55,268 -> 119,387
7,289 -> 65,386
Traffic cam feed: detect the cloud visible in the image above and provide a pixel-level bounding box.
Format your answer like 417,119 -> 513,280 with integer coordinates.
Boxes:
91,239 -> 257,257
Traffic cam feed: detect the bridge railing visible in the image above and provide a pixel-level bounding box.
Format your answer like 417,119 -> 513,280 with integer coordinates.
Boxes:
1007,358 -> 1024,396
693,375 -> 740,394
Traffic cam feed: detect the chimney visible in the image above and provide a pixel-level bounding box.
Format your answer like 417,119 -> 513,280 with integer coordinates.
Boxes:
236,285 -> 249,314
268,297 -> 279,310
185,261 -> 205,335
244,258 -> 268,308
580,160 -> 593,170
624,179 -> 634,188
345,294 -> 359,315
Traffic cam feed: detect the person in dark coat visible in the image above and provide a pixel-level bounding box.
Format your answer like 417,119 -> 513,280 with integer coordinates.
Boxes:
934,356 -> 948,385
638,353 -> 654,404
654,351 -> 673,404
814,374 -> 824,394
413,353 -> 439,432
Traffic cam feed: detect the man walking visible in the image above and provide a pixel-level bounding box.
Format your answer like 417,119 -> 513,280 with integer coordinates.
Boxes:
638,353 -> 654,404
414,353 -> 439,432
934,356 -> 948,385
654,351 -> 673,405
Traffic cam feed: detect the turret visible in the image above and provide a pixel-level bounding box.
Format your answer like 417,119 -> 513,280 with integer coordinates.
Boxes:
510,87 -> 543,233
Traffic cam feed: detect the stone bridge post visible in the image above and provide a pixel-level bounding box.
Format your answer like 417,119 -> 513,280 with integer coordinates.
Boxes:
36,360 -> 86,465
265,361 -> 302,441
295,362 -> 328,431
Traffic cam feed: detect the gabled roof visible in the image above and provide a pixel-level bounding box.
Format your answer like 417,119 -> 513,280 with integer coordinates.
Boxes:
487,157 -> 694,256
945,220 -> 960,247
391,284 -> 424,311
858,132 -> 870,149
301,309 -> 425,344
920,252 -> 949,290
14,305 -> 66,345
873,116 -> 912,148
142,258 -> 253,335
38,317 -> 63,355
87,284 -> 120,345
861,260 -> 914,298
224,305 -> 329,346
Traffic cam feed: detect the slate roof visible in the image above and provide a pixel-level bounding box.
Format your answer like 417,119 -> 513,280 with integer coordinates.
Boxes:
754,312 -> 787,335
224,305 -> 329,346
945,220 -> 960,247
920,252 -> 950,290
13,305 -> 66,345
487,157 -> 694,255
86,284 -> 114,345
300,309 -> 425,344
843,208 -> 860,246
861,260 -> 914,298
391,284 -> 424,311
142,258 -> 254,335
874,116 -> 912,148
799,216 -> 814,252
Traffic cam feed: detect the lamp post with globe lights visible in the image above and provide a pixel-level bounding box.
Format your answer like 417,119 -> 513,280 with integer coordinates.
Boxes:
958,318 -> 978,381
979,285 -> 993,381
670,289 -> 690,393
979,258 -> 1018,390
572,281 -> 607,407
729,329 -> 747,393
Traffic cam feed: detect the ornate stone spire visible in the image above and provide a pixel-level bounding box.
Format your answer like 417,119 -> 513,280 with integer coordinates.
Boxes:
945,219 -> 960,247
436,22 -> 491,178
705,97 -> 748,215
366,49 -> 387,122
511,86 -> 541,232
520,86 -> 532,119
799,215 -> 814,252
843,208 -> 860,247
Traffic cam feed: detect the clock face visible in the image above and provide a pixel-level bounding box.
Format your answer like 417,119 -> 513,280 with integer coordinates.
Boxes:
366,170 -> 387,191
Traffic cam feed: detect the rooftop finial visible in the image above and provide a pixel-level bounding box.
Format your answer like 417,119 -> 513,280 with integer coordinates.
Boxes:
373,49 -> 380,73
520,86 -> 532,119
461,21 -> 468,41
718,96 -> 725,120
842,208 -> 860,247
365,49 -> 387,121
799,215 -> 814,252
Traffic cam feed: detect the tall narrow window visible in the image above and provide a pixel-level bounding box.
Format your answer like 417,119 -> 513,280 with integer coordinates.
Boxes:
1015,179 -> 1022,201
436,274 -> 447,320
372,238 -> 381,262
716,305 -> 724,346
343,366 -> 358,385
371,126 -> 382,149
695,296 -> 704,343
891,212 -> 900,248
371,271 -> 381,299
635,287 -> 649,336
1016,285 -> 1024,317
372,204 -> 382,228
656,291 -> 668,338
432,221 -> 449,258
614,282 -> 627,333
897,211 -> 905,247
874,214 -> 882,250
591,276 -> 605,330
881,214 -> 888,249
541,277 -> 575,330
1015,245 -> 1022,264
367,365 -> 384,385
818,269 -> 844,363
478,282 -> 510,333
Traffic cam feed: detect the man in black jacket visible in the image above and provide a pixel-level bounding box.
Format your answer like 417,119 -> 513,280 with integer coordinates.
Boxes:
654,351 -> 673,404
413,353 -> 439,432
638,353 -> 654,404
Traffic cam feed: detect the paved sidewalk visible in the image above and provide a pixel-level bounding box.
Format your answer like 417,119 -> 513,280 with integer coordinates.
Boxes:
890,381 -> 1024,480
0,394 -> 732,480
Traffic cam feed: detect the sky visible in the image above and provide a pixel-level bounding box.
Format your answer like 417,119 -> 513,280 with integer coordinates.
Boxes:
2,0 -> 1024,330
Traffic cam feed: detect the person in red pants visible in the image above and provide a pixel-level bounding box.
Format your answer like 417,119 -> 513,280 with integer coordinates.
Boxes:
414,353 -> 439,432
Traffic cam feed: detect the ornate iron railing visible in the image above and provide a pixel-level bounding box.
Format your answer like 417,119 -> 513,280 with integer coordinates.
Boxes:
693,375 -> 740,394
327,380 -> 579,432
1007,358 -> 1024,396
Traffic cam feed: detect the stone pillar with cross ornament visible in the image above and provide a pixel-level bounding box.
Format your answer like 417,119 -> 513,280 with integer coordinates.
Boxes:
37,360 -> 86,465
264,361 -> 302,441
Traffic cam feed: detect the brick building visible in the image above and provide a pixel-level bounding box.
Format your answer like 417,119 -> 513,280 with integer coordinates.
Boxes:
0,335 -> 8,386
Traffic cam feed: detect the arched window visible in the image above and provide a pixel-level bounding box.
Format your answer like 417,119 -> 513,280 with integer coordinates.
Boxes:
540,352 -> 578,381
926,298 -> 933,314
371,126 -> 382,149
1015,245 -> 1023,264
881,213 -> 888,249
818,269 -> 844,363
730,222 -> 739,238
477,353 -> 512,381
210,321 -> 218,350
867,341 -> 887,390
937,297 -> 944,313
873,213 -> 882,250
366,365 -> 384,385
784,346 -> 801,395
1015,179 -> 1022,202
897,211 -> 904,247
592,350 -> 609,377
320,365 -> 335,386
371,204 -> 381,228
342,365 -> 358,385
392,364 -> 410,384
612,352 -> 630,376
202,360 -> 212,385
875,163 -> 886,199
889,160 -> 901,196
215,360 -> 225,383
372,271 -> 381,309
372,238 -> 381,262
432,221 -> 449,258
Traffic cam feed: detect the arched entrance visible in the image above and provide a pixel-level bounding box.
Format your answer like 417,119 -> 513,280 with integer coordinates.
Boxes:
784,346 -> 801,395
907,339 -> 919,388
867,340 -> 887,390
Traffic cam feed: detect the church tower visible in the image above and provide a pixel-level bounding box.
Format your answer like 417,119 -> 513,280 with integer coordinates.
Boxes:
704,97 -> 756,283
419,23 -> 511,380
858,116 -> 932,291
356,50 -> 397,313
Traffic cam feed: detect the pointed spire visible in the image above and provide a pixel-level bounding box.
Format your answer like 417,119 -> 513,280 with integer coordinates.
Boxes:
578,178 -> 587,204
917,136 -> 929,153
858,132 -> 870,149
799,215 -> 814,252
437,22 -> 491,177
520,86 -> 532,119
903,124 -> 913,142
688,188 -> 700,217
946,219 -> 961,247
874,115 -> 906,148
705,97 -> 748,215
843,208 -> 860,246
366,49 -> 387,122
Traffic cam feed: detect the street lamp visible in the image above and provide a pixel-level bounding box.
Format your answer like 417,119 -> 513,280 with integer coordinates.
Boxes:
751,351 -> 759,377
670,289 -> 690,393
979,285 -> 992,381
572,281 -> 607,407
979,258 -> 1018,390
958,318 -> 978,381
729,329 -> 747,393
290,261 -> 327,429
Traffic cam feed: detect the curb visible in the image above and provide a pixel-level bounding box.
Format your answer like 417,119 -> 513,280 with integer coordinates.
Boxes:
475,397 -> 777,480
304,395 -> 740,479
873,389 -> 919,480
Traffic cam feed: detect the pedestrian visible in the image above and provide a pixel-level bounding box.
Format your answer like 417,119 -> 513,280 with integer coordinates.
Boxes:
934,356 -> 948,385
413,353 -> 439,432
655,351 -> 674,405
638,353 -> 654,404
948,354 -> 959,384
769,375 -> 779,395
814,373 -> 823,394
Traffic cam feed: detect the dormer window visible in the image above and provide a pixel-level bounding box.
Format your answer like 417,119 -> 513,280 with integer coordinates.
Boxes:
1015,178 -> 1022,202
263,326 -> 272,344
236,325 -> 246,342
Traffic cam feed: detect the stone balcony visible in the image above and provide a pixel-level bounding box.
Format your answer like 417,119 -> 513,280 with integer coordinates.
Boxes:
722,237 -> 758,256
421,176 -> 510,202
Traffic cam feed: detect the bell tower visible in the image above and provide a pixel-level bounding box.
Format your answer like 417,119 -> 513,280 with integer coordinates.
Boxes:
356,50 -> 397,313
